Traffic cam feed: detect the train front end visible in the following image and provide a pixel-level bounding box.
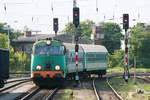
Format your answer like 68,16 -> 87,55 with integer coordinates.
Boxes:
31,40 -> 66,87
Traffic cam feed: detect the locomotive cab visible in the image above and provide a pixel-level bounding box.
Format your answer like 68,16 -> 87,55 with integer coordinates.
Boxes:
31,40 -> 66,87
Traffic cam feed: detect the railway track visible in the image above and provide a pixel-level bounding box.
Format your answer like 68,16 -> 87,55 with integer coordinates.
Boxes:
136,76 -> 150,82
0,78 -> 31,93
7,77 -> 31,84
106,77 -> 124,100
92,78 -> 101,100
9,73 -> 30,79
19,87 -> 59,100
93,77 -> 124,100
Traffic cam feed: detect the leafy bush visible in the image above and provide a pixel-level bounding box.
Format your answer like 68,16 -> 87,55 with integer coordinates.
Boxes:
9,47 -> 30,73
108,50 -> 124,68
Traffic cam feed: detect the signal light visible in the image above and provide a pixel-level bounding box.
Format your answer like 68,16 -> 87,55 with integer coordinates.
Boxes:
54,22 -> 58,25
73,7 -> 80,27
75,13 -> 78,16
75,44 -> 79,52
53,18 -> 58,33
124,19 -> 128,23
123,14 -> 129,30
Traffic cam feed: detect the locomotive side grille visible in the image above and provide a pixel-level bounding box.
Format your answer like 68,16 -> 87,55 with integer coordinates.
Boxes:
45,63 -> 52,71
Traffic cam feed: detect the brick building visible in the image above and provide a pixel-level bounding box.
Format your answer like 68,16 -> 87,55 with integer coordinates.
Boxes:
91,26 -> 104,45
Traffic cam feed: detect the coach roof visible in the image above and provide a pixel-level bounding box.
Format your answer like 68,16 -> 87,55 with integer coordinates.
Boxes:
81,44 -> 107,53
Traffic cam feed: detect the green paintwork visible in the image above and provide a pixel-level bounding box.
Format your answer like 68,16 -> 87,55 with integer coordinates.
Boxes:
83,52 -> 108,71
31,40 -> 108,79
32,55 -> 66,70
31,40 -> 66,77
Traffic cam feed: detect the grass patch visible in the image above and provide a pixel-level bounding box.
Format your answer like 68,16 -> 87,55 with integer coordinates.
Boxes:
107,67 -> 123,72
96,79 -> 111,91
107,67 -> 150,73
109,77 -> 135,92
109,77 -> 150,100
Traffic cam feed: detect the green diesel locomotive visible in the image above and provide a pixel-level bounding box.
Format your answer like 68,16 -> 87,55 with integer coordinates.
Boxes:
31,40 -> 108,87
31,40 -> 66,86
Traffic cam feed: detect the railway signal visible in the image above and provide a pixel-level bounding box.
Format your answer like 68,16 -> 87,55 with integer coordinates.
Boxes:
73,6 -> 80,86
123,14 -> 129,30
123,14 -> 130,82
53,18 -> 58,36
73,7 -> 80,28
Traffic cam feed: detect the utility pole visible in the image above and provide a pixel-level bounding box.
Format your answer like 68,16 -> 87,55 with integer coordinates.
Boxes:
8,26 -> 10,50
73,0 -> 77,7
134,48 -> 136,84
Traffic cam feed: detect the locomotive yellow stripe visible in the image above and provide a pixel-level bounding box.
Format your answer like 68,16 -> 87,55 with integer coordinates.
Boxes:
32,71 -> 63,78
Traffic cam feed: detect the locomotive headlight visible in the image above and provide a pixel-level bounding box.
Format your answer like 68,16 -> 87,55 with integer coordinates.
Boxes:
55,65 -> 60,70
36,65 -> 42,70
46,40 -> 51,45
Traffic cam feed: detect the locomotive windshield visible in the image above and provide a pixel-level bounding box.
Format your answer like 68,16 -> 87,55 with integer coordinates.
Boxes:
34,45 -> 64,55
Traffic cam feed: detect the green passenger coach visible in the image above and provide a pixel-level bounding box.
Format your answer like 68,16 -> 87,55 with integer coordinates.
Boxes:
64,43 -> 84,78
81,44 -> 108,76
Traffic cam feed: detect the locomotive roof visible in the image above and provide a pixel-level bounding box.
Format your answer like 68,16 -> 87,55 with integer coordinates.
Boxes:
33,40 -> 62,46
81,44 -> 108,53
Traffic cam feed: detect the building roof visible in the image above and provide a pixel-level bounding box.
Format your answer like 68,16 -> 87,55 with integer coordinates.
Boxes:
13,33 -> 93,44
13,34 -> 55,42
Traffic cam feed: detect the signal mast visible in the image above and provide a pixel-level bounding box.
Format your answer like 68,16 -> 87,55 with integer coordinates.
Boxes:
123,14 -> 130,82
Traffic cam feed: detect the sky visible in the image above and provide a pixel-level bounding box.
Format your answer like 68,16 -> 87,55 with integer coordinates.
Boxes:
0,0 -> 150,34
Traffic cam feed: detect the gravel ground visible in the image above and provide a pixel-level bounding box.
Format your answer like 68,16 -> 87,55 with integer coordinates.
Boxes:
0,81 -> 35,100
53,79 -> 97,100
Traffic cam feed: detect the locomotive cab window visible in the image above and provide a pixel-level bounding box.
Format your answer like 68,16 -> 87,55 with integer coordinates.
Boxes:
34,45 -> 64,55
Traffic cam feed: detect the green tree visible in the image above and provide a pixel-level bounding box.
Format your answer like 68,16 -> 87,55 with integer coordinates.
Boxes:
80,20 -> 95,39
129,24 -> 150,67
100,22 -> 123,53
0,34 -> 8,49
0,23 -> 23,45
0,23 -> 8,34
63,19 -> 95,39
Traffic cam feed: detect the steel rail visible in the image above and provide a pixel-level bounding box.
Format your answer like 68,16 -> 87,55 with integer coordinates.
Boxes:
20,87 -> 40,100
7,78 -> 31,84
92,78 -> 101,100
45,88 -> 59,100
0,79 -> 31,93
136,76 -> 150,82
106,77 -> 124,100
